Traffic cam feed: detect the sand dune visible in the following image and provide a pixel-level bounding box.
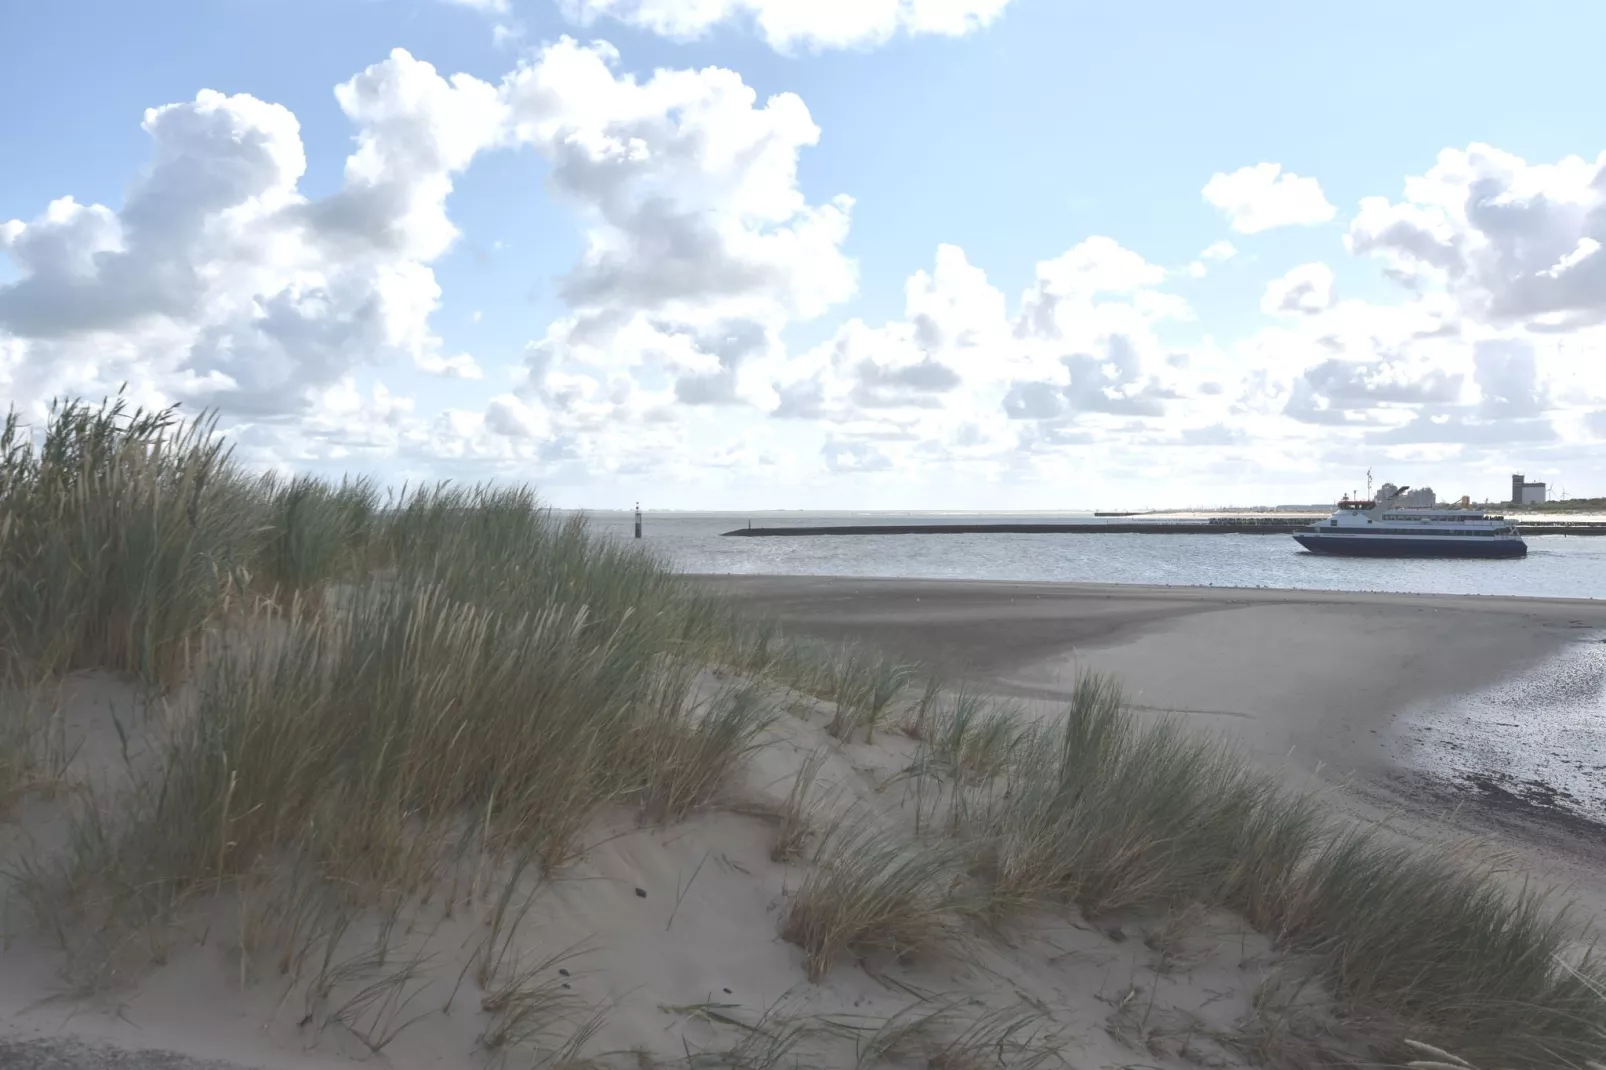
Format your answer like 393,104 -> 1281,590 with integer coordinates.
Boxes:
3,578 -> 1602,1069
1,667 -> 1297,1070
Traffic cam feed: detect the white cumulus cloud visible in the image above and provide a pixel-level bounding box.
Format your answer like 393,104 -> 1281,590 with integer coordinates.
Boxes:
1202,162 -> 1337,234
557,0 -> 1016,51
0,49 -> 505,427
6,37 -> 1606,499
760,235 -> 1204,475
489,38 -> 856,471
1261,262 -> 1336,316
1348,143 -> 1606,328
765,243 -> 1004,421
1185,240 -> 1237,278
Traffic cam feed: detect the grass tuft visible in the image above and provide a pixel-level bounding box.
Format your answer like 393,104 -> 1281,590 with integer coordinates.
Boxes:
0,395 -> 256,687
1274,829 -> 1606,1067
925,687 -> 1029,786
255,473 -> 381,595
637,681 -> 778,824
479,944 -> 596,1054
973,673 -> 1297,916
823,646 -> 914,744
781,812 -> 973,981
771,747 -> 830,864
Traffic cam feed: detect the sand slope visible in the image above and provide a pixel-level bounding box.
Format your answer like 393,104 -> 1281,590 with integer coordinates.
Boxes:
702,576 -> 1606,915
8,577 -> 1603,1068
0,668 -> 1319,1070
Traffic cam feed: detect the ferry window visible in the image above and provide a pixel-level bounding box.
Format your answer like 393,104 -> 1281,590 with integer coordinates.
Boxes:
1330,520 -> 1338,527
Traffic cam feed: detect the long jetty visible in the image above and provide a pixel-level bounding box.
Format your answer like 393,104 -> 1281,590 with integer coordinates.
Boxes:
722,519 -> 1606,537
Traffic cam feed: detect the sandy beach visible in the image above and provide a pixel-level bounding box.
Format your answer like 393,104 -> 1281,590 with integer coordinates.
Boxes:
703,575 -> 1606,892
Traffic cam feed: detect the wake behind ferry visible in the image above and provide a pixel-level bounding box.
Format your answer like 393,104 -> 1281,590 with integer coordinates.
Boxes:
1294,486 -> 1527,559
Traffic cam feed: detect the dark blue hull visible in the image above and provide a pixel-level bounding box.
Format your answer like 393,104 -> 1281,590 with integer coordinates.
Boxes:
1293,533 -> 1527,558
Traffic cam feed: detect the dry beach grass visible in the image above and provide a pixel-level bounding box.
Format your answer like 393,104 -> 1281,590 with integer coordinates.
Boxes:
0,395 -> 1603,1068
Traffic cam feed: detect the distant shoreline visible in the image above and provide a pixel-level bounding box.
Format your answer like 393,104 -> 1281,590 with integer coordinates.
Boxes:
719,520 -> 1606,537
573,506 -> 1606,523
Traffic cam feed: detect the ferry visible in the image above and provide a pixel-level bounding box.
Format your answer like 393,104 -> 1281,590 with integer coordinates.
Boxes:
1293,487 -> 1527,558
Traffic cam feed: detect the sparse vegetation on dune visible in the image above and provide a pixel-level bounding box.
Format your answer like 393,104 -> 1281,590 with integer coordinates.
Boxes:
770,746 -> 830,864
1274,829 -> 1606,1066
769,666 -> 1603,1066
2,398 -> 767,935
781,812 -> 974,980
1,395 -> 1603,1069
924,679 -> 1605,1067
970,673 -> 1325,918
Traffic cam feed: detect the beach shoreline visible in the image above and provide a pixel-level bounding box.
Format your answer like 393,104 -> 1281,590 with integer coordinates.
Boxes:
699,574 -> 1606,897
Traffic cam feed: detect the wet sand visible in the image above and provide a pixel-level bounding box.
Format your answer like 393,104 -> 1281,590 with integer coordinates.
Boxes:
702,575 -> 1606,895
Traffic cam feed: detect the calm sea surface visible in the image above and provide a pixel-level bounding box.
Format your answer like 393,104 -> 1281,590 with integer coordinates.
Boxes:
579,511 -> 1606,601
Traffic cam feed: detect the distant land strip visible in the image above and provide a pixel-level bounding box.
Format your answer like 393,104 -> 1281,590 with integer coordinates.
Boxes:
721,521 -> 1606,537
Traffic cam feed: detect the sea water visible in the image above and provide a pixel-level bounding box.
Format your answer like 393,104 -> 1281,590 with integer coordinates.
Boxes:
1395,637 -> 1606,823
582,511 -> 1606,601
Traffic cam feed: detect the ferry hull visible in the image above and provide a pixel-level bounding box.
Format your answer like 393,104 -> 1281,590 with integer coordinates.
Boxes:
1293,533 -> 1527,559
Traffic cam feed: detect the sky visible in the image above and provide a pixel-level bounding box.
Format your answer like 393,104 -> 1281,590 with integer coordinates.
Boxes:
2,0 -> 1604,510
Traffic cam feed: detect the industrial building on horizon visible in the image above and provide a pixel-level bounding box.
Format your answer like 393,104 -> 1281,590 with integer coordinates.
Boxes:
1511,473 -> 1547,506
1140,472 -> 1571,514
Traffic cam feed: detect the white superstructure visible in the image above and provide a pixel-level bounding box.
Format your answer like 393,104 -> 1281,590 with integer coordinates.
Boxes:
1293,485 -> 1526,558
1377,482 -> 1435,508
